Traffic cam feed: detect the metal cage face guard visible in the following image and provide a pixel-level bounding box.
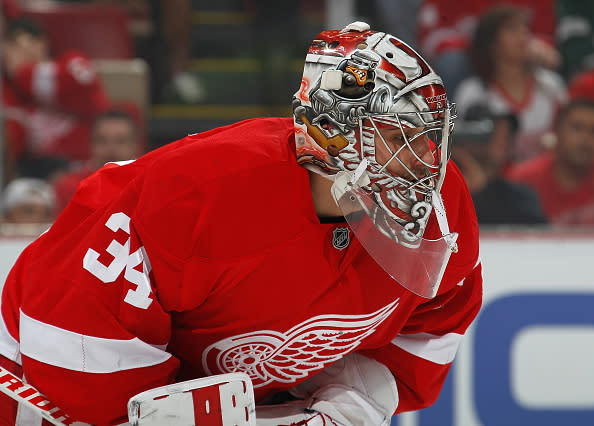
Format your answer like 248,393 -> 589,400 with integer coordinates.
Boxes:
358,107 -> 455,238
363,109 -> 455,194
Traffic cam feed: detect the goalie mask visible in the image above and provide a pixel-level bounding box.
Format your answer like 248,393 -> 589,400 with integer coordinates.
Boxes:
293,22 -> 458,298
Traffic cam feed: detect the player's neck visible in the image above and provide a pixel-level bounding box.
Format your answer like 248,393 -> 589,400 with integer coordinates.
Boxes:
308,170 -> 343,218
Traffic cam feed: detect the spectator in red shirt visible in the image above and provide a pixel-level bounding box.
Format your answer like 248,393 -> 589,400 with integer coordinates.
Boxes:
53,107 -> 143,214
1,17 -> 111,179
507,99 -> 594,225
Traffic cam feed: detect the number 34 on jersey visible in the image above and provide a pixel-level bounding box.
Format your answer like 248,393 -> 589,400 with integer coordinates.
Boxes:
82,212 -> 154,310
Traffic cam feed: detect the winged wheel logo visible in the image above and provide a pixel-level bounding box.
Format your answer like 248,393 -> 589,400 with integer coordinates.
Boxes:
202,298 -> 399,387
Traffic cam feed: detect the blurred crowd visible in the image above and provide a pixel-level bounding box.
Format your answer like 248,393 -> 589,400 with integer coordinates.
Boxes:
1,0 -> 594,236
414,0 -> 594,227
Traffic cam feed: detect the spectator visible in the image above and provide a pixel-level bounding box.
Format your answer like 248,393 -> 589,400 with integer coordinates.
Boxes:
0,177 -> 55,235
1,17 -> 111,179
453,104 -> 547,225
507,99 -> 594,225
556,0 -> 594,81
417,0 -> 559,94
455,4 -> 567,165
53,107 -> 143,214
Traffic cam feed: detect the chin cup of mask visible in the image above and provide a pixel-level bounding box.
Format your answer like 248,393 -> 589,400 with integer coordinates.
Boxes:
331,175 -> 458,298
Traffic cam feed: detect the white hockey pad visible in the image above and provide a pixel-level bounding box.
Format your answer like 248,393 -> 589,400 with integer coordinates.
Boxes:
127,372 -> 256,426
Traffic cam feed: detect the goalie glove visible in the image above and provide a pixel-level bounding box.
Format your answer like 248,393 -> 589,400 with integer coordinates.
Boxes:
290,413 -> 344,426
256,402 -> 344,425
257,352 -> 398,426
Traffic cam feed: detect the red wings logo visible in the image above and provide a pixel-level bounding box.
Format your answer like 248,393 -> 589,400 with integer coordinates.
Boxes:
425,93 -> 447,109
201,299 -> 399,388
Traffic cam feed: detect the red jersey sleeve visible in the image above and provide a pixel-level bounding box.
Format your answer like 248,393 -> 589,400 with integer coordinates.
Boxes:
1,161 -> 184,425
360,261 -> 482,413
9,51 -> 110,117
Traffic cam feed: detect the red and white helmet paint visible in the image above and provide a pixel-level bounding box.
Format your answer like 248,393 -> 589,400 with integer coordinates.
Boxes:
293,22 -> 455,241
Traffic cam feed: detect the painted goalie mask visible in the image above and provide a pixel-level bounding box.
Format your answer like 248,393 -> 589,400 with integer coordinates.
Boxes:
293,22 -> 458,298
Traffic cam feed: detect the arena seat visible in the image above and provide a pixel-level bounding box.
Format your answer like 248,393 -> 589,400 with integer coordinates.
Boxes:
22,3 -> 133,59
92,58 -> 150,115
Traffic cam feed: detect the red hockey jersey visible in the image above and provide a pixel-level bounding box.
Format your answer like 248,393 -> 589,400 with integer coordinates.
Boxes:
0,118 -> 482,425
2,51 -> 110,162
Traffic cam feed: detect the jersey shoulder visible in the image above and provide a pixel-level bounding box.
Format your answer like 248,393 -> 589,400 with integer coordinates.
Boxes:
147,117 -> 296,184
67,117 -> 296,208
439,160 -> 480,285
442,159 -> 476,221
133,117 -> 308,259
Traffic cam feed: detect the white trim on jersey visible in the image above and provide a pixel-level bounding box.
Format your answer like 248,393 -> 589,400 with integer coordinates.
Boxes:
0,311 -> 21,364
391,332 -> 463,365
19,310 -> 171,373
458,257 -> 482,286
32,62 -> 57,105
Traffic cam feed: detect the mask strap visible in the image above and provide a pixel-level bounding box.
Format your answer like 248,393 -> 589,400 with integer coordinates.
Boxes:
331,159 -> 371,204
431,190 -> 458,252
351,158 -> 369,186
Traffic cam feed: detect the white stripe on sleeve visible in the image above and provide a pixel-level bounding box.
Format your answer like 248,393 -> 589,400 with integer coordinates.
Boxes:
391,332 -> 463,365
0,311 -> 21,364
32,62 -> 57,104
19,310 -> 171,373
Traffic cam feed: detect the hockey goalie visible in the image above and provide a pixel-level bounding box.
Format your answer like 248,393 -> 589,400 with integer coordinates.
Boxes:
0,21 -> 482,426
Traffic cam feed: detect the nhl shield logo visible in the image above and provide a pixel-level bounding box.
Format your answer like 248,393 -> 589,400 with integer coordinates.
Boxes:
332,227 -> 350,250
